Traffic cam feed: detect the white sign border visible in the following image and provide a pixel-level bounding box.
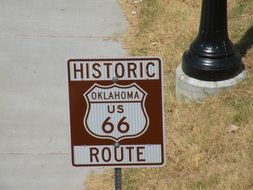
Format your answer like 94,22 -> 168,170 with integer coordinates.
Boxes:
68,57 -> 166,168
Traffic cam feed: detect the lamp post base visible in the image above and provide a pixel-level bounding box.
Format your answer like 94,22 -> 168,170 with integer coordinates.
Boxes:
175,64 -> 246,101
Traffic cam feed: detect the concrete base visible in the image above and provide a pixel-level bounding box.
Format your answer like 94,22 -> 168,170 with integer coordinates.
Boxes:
175,64 -> 246,101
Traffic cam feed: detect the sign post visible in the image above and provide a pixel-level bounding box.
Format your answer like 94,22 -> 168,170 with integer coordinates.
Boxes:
67,57 -> 165,188
114,168 -> 122,190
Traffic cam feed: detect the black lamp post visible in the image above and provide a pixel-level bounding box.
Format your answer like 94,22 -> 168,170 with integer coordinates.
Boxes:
182,0 -> 244,81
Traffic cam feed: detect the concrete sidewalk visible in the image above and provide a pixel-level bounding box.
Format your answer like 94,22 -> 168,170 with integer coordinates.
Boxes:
0,0 -> 127,189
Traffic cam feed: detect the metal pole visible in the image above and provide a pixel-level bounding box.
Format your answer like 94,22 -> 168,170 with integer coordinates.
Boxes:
114,168 -> 122,190
182,0 -> 244,81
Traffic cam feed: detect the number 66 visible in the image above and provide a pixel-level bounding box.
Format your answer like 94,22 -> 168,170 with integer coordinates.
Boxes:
102,117 -> 129,134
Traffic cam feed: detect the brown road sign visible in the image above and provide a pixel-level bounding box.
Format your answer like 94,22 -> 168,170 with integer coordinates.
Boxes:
67,58 -> 165,167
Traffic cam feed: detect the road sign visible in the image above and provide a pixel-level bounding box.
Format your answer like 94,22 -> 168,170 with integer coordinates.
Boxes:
67,58 -> 165,167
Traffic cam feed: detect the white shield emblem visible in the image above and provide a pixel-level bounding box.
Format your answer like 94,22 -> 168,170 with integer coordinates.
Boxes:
84,83 -> 149,142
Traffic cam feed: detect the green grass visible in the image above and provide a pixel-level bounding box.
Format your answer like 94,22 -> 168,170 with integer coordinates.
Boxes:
231,96 -> 253,124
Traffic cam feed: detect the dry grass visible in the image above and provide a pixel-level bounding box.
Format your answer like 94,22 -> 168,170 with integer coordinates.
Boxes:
86,0 -> 253,189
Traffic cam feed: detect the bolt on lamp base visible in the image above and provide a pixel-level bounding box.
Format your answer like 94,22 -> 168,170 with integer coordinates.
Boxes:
175,64 -> 246,102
